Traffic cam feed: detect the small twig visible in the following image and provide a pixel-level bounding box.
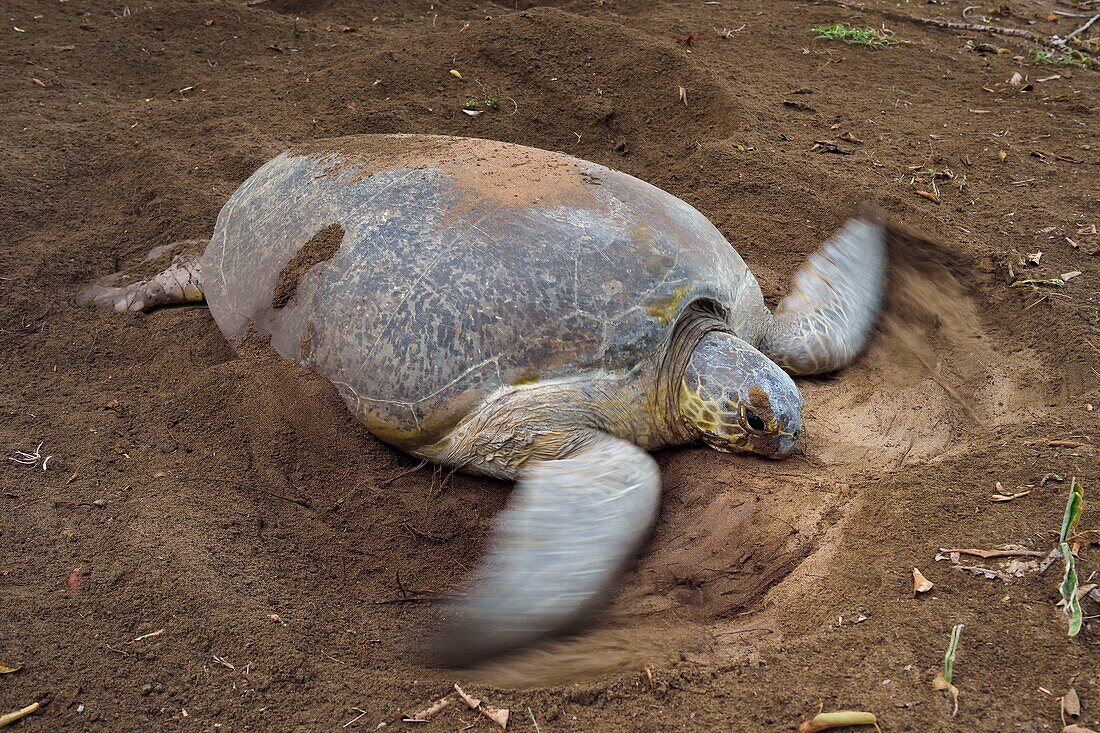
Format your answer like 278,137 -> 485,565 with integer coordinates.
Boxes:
374,594 -> 458,605
341,707 -> 368,729
1065,13 -> 1100,41
528,707 -> 541,733
104,643 -> 129,656
380,460 -> 427,486
212,654 -> 235,670
132,628 -> 165,642
400,522 -> 458,544
0,703 -> 40,728
375,570 -> 457,604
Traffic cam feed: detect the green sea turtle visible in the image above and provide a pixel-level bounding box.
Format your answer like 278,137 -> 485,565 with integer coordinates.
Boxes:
79,134 -> 887,663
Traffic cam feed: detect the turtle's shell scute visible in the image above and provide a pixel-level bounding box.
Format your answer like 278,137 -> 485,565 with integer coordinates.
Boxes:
203,135 -> 763,448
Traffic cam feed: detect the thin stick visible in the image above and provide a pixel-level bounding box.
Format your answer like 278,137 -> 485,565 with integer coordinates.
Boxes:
1065,13 -> 1100,41
341,707 -> 368,729
528,707 -> 541,733
0,702 -> 40,728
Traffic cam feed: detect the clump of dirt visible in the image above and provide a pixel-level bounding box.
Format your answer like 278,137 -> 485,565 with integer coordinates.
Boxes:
1,0 -> 1097,731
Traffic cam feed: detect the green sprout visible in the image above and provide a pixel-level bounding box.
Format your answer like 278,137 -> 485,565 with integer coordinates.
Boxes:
942,624 -> 964,684
463,96 -> 500,111
1058,478 -> 1084,637
932,623 -> 964,715
811,23 -> 894,47
1031,47 -> 1092,66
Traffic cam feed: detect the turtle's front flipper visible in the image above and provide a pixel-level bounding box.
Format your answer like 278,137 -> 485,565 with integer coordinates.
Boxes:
77,250 -> 205,313
434,431 -> 661,665
760,214 -> 886,375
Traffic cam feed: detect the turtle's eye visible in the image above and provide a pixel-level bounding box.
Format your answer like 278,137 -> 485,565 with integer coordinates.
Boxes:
744,409 -> 766,432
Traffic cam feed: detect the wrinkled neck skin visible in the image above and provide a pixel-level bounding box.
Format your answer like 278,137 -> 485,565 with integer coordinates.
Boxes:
416,317 -> 725,480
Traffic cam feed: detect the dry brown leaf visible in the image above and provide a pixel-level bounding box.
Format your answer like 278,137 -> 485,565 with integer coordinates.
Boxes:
913,567 -> 935,595
1061,271 -> 1082,282
1062,687 -> 1081,719
956,564 -> 1013,581
678,85 -> 688,106
462,109 -> 483,116
0,662 -> 20,674
1009,71 -> 1024,86
917,190 -> 940,204
933,672 -> 960,715
453,684 -> 508,729
1064,726 -> 1099,733
402,694 -> 454,722
1026,251 -> 1042,265
1076,583 -> 1099,602
454,684 -> 481,709
999,149 -> 1007,162
67,564 -> 83,591
482,706 -> 510,728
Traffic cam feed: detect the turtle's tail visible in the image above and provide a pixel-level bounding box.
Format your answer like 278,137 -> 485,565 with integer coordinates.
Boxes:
77,240 -> 208,313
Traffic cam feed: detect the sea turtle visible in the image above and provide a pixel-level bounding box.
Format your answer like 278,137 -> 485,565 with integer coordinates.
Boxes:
79,134 -> 887,663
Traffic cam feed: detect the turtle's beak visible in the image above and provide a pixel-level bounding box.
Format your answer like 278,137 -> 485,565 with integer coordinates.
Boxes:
773,432 -> 798,458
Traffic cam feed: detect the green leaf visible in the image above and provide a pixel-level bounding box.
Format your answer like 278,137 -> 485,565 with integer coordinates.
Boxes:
1060,542 -> 1082,637
943,623 -> 964,683
1058,478 -> 1083,543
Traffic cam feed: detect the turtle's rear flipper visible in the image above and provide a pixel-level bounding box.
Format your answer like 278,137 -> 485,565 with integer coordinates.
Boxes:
77,244 -> 206,313
760,213 -> 887,375
431,431 -> 661,666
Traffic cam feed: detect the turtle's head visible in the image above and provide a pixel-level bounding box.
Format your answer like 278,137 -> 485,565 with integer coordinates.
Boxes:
679,331 -> 803,458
